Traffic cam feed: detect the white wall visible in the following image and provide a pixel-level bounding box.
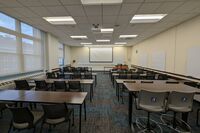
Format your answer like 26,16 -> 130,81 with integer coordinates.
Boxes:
46,33 -> 60,70
64,45 -> 71,65
70,46 -> 130,70
131,15 -> 200,76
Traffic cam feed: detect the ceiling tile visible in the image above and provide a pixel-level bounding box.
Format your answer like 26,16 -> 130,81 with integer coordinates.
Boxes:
29,6 -> 52,17
73,16 -> 89,24
88,16 -> 102,24
12,7 -> 39,18
0,0 -> 23,7
137,2 -> 162,14
155,2 -> 184,14
103,16 -> 117,24
59,0 -> 81,5
103,5 -> 121,16
46,6 -> 69,16
66,5 -> 85,16
17,0 -> 41,7
84,5 -> 102,16
39,0 -> 61,6
119,3 -> 141,15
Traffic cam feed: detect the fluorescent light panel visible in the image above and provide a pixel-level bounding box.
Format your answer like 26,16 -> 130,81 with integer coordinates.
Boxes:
81,42 -> 92,45
101,28 -> 114,33
130,14 -> 167,23
70,36 -> 88,39
115,42 -> 127,45
81,0 -> 123,5
119,35 -> 138,38
96,39 -> 110,42
43,16 -> 76,25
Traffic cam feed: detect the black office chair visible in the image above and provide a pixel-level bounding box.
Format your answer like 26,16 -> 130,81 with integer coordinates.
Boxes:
118,73 -> 127,79
157,74 -> 168,80
0,103 -> 6,119
41,104 -> 74,133
72,72 -> 82,79
46,72 -> 56,79
54,81 -> 67,91
68,81 -> 82,92
84,72 -> 93,79
14,80 -> 32,90
35,80 -> 51,91
8,107 -> 43,133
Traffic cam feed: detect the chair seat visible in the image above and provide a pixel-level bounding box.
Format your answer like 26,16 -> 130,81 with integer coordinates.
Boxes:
168,105 -> 192,112
31,111 -> 44,124
13,111 -> 43,129
46,117 -> 66,124
139,104 -> 165,112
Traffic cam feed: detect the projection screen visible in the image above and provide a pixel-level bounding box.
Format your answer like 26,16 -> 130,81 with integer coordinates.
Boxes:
89,47 -> 113,62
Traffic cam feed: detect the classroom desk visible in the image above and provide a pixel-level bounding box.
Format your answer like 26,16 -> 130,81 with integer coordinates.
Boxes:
0,90 -> 87,133
123,81 -> 200,126
104,66 -> 114,73
64,72 -> 97,86
30,78 -> 94,102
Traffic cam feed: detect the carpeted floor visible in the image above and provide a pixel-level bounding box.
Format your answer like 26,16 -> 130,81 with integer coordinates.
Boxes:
0,72 -> 200,133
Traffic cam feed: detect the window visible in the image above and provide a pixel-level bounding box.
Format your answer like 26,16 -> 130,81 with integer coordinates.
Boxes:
0,32 -> 21,76
0,12 -> 16,30
0,12 -> 44,79
22,38 -> 42,72
21,22 -> 33,36
58,43 -> 64,66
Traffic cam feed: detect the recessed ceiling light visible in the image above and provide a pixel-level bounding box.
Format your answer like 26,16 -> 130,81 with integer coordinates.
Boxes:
115,42 -> 127,45
96,39 -> 110,42
43,16 -> 76,25
81,0 -> 123,5
81,42 -> 92,45
70,36 -> 88,39
130,14 -> 167,23
101,28 -> 114,33
119,35 -> 138,39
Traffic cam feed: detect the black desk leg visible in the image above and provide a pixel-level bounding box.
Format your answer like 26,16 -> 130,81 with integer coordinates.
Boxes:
182,112 -> 189,123
129,92 -> 133,125
95,75 -> 97,87
90,84 -> 93,102
117,83 -> 119,101
79,104 -> 82,133
84,100 -> 86,121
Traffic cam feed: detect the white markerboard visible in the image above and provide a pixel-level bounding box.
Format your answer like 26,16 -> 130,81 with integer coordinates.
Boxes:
187,46 -> 200,78
89,47 -> 113,62
138,53 -> 148,67
151,51 -> 166,71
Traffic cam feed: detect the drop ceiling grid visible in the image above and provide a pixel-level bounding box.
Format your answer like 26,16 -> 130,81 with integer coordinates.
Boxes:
0,0 -> 200,46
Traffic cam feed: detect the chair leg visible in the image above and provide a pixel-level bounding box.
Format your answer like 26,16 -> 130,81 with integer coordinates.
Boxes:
197,109 -> 200,126
40,122 -> 44,133
68,119 -> 71,133
147,112 -> 150,131
8,121 -> 12,133
173,112 -> 177,128
72,109 -> 75,126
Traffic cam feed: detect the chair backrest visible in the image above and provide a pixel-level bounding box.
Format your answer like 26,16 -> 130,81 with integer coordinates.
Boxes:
168,91 -> 194,111
166,81 -> 179,84
131,74 -> 139,79
46,72 -> 56,79
9,107 -> 34,128
42,104 -> 67,119
68,81 -> 81,91
84,72 -> 92,79
124,81 -> 136,83
138,90 -> 168,110
146,74 -> 155,80
72,72 -> 82,79
14,80 -> 30,90
141,81 -> 154,83
157,74 -> 168,80
184,82 -> 198,88
35,80 -> 48,90
119,73 -> 127,79
54,81 -> 67,91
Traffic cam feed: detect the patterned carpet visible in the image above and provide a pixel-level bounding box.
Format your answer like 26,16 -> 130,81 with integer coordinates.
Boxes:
0,72 -> 200,133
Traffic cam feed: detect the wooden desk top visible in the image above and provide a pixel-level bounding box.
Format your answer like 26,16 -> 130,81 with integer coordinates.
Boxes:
0,90 -> 87,105
124,82 -> 200,94
31,78 -> 94,84
64,72 -> 97,76
116,79 -> 169,84
0,90 -> 30,101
